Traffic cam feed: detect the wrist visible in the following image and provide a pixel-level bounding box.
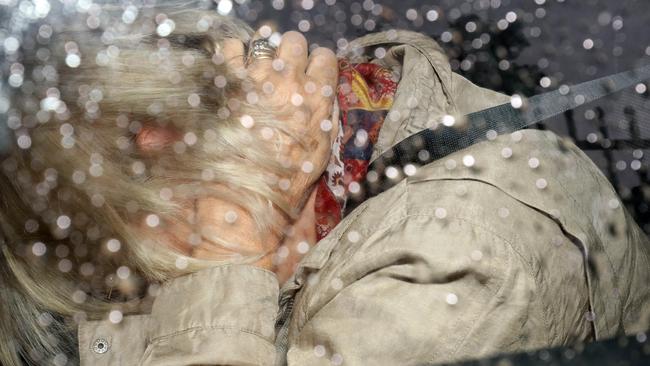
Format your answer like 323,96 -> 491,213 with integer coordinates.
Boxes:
191,197 -> 286,265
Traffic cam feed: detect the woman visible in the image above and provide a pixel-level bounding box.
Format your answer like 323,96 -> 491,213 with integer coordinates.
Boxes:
1,3 -> 648,366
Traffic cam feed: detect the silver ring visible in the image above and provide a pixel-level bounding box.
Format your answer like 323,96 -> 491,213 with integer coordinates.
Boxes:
246,38 -> 277,65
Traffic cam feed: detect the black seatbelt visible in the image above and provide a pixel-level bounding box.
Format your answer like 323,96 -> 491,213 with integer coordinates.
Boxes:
344,65 -> 650,215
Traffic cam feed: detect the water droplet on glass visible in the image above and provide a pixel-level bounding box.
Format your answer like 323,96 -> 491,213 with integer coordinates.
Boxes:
146,214 -> 160,228
347,231 -> 361,243
225,210 -> 238,224
385,166 -> 399,179
435,208 -> 447,219
445,293 -> 459,305
240,115 -> 255,129
297,241 -> 310,254
109,310 -> 123,324
106,239 -> 121,253
32,242 -> 47,256
442,115 -> 455,127
462,155 -> 475,167
314,345 -> 326,358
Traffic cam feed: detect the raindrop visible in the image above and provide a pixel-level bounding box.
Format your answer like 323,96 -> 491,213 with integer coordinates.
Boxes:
146,214 -> 160,227
156,20 -> 176,37
435,208 -> 447,219
314,345 -> 326,358
445,159 -> 457,170
57,215 -> 71,230
462,155 -> 475,167
291,93 -> 304,106
17,135 -> 32,149
426,10 -> 439,21
217,0 -> 233,15
65,54 -> 81,68
297,241 -> 310,254
321,85 -> 334,97
279,179 -> 291,191
348,182 -> 360,194
404,164 -> 417,176
3,37 -> 20,54
58,259 -> 72,273
276,246 -> 289,259
109,310 -> 123,324
320,119 -> 333,131
261,127 -> 274,140
72,290 -> 87,304
540,77 -> 551,88
347,231 -> 361,243
32,242 -> 47,256
175,257 -> 188,269
187,93 -> 201,107
240,115 -> 255,128
442,115 -> 455,127
106,239 -> 121,253
445,293 -> 459,305
116,266 -> 131,280
259,25 -> 272,38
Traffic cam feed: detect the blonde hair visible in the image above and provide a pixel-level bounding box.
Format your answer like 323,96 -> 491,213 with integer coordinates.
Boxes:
0,2 -> 297,365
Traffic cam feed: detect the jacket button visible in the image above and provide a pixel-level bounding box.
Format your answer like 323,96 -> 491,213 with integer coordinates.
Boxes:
92,338 -> 110,354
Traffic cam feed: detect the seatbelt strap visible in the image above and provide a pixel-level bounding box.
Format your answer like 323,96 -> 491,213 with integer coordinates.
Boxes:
344,65 -> 650,215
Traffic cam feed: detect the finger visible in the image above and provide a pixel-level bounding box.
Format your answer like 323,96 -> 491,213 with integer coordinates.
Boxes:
277,31 -> 309,77
245,33 -> 276,82
306,47 -> 338,90
222,38 -> 246,71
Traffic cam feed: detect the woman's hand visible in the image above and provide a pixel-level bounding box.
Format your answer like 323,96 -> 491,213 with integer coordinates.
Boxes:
137,31 -> 338,273
229,31 -> 339,209
190,32 -> 338,270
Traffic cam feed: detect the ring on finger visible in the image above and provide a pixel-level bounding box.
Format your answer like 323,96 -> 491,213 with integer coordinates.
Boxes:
245,38 -> 277,66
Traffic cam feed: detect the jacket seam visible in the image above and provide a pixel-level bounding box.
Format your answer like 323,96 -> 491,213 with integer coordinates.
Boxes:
148,324 -> 274,345
139,326 -> 275,366
445,165 -> 607,337
295,210 -> 519,363
444,219 -> 516,362
407,177 -> 558,345
452,215 -> 553,347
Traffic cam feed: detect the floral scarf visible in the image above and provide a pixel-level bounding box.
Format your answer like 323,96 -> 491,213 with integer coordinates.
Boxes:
314,59 -> 398,240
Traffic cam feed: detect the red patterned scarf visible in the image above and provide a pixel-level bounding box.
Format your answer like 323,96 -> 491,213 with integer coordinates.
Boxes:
314,59 -> 398,240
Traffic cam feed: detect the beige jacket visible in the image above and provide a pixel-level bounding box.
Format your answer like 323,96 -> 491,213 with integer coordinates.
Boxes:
78,31 -> 650,365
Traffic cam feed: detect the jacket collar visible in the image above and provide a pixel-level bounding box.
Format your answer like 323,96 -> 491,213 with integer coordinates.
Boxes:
281,31 -> 454,295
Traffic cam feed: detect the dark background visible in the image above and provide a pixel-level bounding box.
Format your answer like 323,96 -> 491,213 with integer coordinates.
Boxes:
231,0 -> 650,233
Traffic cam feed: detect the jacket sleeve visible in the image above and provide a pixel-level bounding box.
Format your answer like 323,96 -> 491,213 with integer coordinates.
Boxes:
78,264 -> 280,366
285,215 -> 543,366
